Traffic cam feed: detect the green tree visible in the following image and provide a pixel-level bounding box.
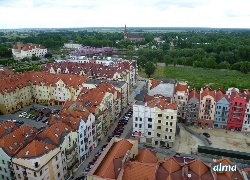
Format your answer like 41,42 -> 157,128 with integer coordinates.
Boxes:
217,61 -> 231,69
205,57 -> 217,69
144,61 -> 156,78
164,54 -> 172,66
240,62 -> 250,74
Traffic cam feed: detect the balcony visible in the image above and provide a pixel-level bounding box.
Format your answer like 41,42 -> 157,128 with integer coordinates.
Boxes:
67,158 -> 79,170
66,152 -> 77,162
84,137 -> 88,143
234,106 -> 243,108
65,143 -> 77,155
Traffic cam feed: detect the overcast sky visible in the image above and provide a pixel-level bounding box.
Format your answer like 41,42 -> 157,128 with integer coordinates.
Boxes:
1,0 -> 250,29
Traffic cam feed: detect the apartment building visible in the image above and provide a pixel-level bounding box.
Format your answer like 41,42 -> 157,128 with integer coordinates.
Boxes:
83,79 -> 127,113
36,122 -> 78,179
133,95 -> 177,147
12,42 -> 47,58
0,126 -> 37,180
241,89 -> 250,132
76,86 -> 115,137
173,82 -> 189,119
213,89 -> 230,129
186,88 -> 200,125
12,140 -> 64,180
42,61 -> 135,90
0,72 -> 89,114
148,78 -> 175,98
198,87 -> 216,128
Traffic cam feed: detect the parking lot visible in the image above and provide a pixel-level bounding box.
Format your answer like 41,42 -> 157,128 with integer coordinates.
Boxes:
0,103 -> 62,129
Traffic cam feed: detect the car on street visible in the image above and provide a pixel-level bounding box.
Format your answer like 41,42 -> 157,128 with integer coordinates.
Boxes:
119,120 -> 128,124
114,134 -> 121,138
107,136 -> 112,142
203,132 -> 210,138
84,164 -> 93,172
26,114 -> 32,119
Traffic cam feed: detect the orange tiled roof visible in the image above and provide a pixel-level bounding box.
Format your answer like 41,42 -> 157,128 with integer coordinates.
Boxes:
188,159 -> 210,176
150,79 -> 161,90
15,140 -> 56,158
135,148 -> 158,164
161,157 -> 182,173
37,121 -> 73,145
0,121 -> 19,138
147,97 -> 177,110
122,161 -> 158,180
21,43 -> 46,51
188,88 -> 200,100
175,83 -> 188,93
0,126 -> 38,156
95,139 -> 133,179
201,87 -> 215,99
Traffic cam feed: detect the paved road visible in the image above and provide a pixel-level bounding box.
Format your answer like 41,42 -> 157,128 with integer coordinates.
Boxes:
73,79 -> 147,179
0,104 -> 62,129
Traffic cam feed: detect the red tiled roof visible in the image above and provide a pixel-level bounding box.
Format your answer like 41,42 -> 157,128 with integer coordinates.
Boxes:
37,121 -> 73,145
122,161 -> 158,180
0,121 -> 19,138
188,88 -> 200,100
161,157 -> 182,173
150,79 -> 161,90
135,149 -> 158,164
0,126 -> 38,155
147,97 -> 177,110
201,87 -> 215,99
15,140 -> 56,158
175,83 -> 188,93
188,159 -> 210,176
95,139 -> 133,179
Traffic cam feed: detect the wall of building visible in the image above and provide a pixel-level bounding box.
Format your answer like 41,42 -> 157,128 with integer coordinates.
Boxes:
214,97 -> 230,129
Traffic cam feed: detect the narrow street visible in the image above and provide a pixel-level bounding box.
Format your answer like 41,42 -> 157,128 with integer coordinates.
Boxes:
73,77 -> 146,179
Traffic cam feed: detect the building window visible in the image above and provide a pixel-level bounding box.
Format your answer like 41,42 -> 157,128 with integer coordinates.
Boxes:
157,126 -> 161,130
139,124 -> 142,128
148,132 -> 151,135
34,172 -> 37,177
135,117 -> 138,121
135,124 -> 137,127
157,133 -> 161,137
171,116 -> 173,119
2,160 -> 4,164
140,118 -> 142,121
148,118 -> 152,122
165,128 -> 168,132
169,136 -> 172,139
158,114 -> 162,117
170,129 -> 172,132
166,122 -> 168,125
58,172 -> 60,178
55,155 -> 58,161
148,124 -> 152,128
170,122 -> 173,126
158,120 -> 161,123
165,136 -> 168,139
57,164 -> 59,169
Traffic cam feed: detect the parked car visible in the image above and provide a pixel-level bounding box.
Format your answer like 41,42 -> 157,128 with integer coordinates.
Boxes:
26,114 -> 32,119
36,116 -> 43,121
42,118 -> 49,123
114,134 -> 121,138
119,120 -> 127,125
84,165 -> 92,172
30,107 -> 37,111
32,116 -> 38,120
107,136 -> 112,142
203,132 -> 210,138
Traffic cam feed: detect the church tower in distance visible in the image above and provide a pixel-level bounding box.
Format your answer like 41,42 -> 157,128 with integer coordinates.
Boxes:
124,24 -> 128,40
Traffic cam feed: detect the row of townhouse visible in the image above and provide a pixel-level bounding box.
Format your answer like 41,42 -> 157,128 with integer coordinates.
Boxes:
0,71 -> 128,115
42,61 -> 137,89
88,137 -> 246,180
147,79 -> 250,131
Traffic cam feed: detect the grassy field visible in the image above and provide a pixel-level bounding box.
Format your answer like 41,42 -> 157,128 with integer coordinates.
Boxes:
138,66 -> 250,90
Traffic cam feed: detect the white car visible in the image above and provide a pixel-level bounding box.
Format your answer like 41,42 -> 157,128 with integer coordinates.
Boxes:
19,114 -> 23,118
